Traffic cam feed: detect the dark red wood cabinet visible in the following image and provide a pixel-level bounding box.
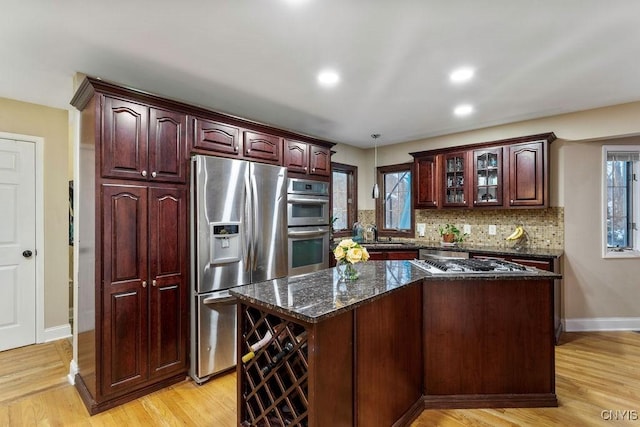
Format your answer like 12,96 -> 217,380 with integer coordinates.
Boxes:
441,151 -> 470,208
284,139 -> 331,178
72,78 -> 191,415
100,184 -> 188,400
102,97 -> 187,184
243,130 -> 282,164
470,252 -> 562,344
413,154 -> 438,208
472,147 -> 503,207
411,133 -> 554,210
191,116 -> 240,156
508,141 -> 545,207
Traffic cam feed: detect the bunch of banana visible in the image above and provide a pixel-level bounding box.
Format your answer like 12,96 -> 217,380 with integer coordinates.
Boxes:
506,225 -> 525,241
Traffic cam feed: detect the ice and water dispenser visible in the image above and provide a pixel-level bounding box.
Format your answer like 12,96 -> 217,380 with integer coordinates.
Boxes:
209,223 -> 241,264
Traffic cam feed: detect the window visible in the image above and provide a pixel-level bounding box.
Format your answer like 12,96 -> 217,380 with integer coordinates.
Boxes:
332,162 -> 357,237
603,146 -> 640,257
376,163 -> 414,238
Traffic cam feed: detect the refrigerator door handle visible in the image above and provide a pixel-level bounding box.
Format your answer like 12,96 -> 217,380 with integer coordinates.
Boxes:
244,169 -> 252,272
251,171 -> 259,271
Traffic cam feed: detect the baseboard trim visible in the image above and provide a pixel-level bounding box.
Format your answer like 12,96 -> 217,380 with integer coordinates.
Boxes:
43,323 -> 72,342
67,359 -> 78,385
565,317 -> 640,332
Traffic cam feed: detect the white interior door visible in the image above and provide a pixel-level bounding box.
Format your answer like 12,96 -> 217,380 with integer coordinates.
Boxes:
0,138 -> 36,351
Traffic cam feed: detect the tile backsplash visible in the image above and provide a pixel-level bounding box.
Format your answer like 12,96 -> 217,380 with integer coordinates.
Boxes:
357,207 -> 564,249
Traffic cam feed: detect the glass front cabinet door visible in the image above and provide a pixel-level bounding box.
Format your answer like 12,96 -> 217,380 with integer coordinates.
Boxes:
473,148 -> 503,207
442,152 -> 468,207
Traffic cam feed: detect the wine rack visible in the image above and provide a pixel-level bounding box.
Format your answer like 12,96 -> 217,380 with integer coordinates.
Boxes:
240,305 -> 309,426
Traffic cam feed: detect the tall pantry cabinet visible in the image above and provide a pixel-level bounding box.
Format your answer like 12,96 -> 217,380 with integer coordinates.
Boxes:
72,78 -> 189,414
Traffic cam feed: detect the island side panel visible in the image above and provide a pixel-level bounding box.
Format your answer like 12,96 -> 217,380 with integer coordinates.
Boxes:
423,279 -> 557,408
308,309 -> 354,427
355,282 -> 424,427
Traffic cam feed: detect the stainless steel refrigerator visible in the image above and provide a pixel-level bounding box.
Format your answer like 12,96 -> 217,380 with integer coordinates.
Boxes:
190,154 -> 288,383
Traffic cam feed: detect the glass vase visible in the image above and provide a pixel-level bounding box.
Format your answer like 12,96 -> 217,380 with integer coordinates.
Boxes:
337,262 -> 360,281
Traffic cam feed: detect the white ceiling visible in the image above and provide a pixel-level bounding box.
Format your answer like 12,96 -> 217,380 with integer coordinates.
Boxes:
2,0 -> 640,148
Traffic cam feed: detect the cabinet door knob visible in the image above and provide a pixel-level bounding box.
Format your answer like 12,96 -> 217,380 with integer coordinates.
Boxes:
141,170 -> 147,177
151,171 -> 157,178
247,148 -> 251,153
152,280 -> 157,287
312,168 -> 315,172
304,167 -> 307,171
510,199 -> 514,203
142,281 -> 147,288
234,146 -> 238,152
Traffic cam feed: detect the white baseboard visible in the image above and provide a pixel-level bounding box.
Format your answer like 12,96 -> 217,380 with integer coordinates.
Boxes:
565,317 -> 640,332
43,324 -> 72,342
67,359 -> 78,385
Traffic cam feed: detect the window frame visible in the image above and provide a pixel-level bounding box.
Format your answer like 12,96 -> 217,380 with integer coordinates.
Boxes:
331,162 -> 358,238
602,145 -> 640,258
375,162 -> 415,238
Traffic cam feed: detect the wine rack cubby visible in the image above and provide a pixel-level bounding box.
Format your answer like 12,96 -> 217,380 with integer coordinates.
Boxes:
240,305 -> 309,426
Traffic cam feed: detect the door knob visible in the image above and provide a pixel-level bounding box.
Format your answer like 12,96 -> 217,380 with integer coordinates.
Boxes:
22,250 -> 33,258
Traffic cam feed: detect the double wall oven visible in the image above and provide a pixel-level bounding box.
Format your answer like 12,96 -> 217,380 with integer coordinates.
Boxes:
287,178 -> 331,276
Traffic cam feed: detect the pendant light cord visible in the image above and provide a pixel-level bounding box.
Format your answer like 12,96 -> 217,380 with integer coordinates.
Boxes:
371,134 -> 381,199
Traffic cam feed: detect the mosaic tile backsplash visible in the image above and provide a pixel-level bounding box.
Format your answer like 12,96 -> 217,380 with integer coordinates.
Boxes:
357,207 -> 564,249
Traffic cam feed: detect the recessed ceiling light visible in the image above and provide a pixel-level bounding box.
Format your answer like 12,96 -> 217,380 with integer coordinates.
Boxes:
282,0 -> 310,4
317,70 -> 340,87
450,67 -> 475,83
454,104 -> 474,116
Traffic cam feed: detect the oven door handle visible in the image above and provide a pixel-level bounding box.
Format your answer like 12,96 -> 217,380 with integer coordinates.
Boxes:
287,198 -> 329,205
288,229 -> 328,237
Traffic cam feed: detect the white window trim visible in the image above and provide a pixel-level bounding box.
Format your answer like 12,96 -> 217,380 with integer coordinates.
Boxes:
602,145 -> 640,259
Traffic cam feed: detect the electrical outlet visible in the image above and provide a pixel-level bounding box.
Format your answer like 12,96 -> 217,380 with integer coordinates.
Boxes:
463,224 -> 471,234
417,223 -> 426,237
488,224 -> 497,235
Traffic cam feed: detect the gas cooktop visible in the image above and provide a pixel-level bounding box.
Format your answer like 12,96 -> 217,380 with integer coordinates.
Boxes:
410,258 -> 536,275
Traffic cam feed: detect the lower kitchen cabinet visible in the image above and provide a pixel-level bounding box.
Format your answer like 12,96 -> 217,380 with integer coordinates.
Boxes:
367,249 -> 419,261
469,252 -> 563,344
76,183 -> 189,414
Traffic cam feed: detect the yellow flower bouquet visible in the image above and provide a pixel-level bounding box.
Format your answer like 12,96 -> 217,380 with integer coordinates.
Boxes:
333,238 -> 370,280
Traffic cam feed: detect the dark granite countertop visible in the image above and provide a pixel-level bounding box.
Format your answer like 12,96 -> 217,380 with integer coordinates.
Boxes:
332,239 -> 563,258
417,242 -> 564,258
230,260 -> 561,324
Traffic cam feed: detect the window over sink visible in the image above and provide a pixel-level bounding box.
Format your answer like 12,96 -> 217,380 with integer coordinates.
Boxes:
376,163 -> 414,238
332,162 -> 357,237
602,146 -> 640,257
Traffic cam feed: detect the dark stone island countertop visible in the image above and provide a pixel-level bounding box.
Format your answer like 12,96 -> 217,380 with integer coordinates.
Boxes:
230,260 -> 561,324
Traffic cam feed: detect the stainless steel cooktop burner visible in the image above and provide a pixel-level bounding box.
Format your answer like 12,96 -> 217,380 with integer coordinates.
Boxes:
410,258 -> 535,274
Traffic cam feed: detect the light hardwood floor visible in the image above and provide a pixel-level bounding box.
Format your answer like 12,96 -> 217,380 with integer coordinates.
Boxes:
0,332 -> 638,426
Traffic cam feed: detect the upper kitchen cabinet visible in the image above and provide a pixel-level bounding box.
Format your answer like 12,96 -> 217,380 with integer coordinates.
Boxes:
243,130 -> 282,164
508,140 -> 546,207
413,155 -> 439,208
442,151 -> 470,208
411,132 -> 555,210
192,117 -> 240,156
472,147 -> 503,207
102,97 -> 187,184
284,139 -> 331,178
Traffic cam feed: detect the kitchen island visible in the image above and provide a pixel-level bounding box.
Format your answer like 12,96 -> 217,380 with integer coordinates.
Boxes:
230,261 -> 561,427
